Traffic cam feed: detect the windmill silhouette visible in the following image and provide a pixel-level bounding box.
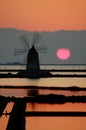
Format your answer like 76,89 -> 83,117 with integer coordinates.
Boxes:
14,32 -> 47,78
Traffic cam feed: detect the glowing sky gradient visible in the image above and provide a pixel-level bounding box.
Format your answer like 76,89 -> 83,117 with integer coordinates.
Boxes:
0,0 -> 86,31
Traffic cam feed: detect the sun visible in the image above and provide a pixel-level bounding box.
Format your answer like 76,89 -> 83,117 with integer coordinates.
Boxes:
56,48 -> 71,60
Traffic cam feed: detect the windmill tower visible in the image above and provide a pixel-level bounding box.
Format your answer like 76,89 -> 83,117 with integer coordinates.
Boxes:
26,45 -> 40,71
14,32 -> 47,77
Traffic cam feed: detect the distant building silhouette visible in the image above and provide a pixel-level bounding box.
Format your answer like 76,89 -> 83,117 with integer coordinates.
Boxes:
14,32 -> 49,78
26,45 -> 40,72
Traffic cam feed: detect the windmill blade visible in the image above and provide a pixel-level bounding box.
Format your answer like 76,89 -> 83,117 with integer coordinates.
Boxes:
37,48 -> 47,53
19,37 -> 28,49
36,44 -> 47,49
32,32 -> 41,46
22,55 -> 27,65
19,34 -> 30,49
22,33 -> 30,48
14,48 -> 28,56
34,34 -> 41,46
36,44 -> 47,53
31,32 -> 38,44
21,35 -> 30,49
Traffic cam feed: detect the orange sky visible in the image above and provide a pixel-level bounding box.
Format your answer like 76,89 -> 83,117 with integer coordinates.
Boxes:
0,0 -> 86,31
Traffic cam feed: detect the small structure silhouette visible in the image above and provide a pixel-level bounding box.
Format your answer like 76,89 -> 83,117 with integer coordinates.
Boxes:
6,99 -> 26,130
0,96 -> 8,117
26,45 -> 40,72
14,32 -> 50,78
28,89 -> 39,97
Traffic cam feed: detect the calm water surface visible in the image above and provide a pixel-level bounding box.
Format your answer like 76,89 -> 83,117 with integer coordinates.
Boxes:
0,77 -> 86,97
0,77 -> 86,87
0,102 -> 86,130
0,65 -> 86,130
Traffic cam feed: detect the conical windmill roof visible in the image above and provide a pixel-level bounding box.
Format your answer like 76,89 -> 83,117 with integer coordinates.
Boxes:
29,45 -> 38,55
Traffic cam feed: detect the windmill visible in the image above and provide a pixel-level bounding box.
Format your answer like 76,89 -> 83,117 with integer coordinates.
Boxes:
14,32 -> 47,77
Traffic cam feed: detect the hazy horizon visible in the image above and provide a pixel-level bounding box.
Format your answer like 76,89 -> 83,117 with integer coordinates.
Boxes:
0,28 -> 86,65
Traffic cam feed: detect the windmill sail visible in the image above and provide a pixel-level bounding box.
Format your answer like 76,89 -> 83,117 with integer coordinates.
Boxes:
14,32 -> 47,72
32,32 -> 41,46
14,48 -> 28,56
19,34 -> 30,49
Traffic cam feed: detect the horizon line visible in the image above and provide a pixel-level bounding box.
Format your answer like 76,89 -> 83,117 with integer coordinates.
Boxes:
0,27 -> 86,32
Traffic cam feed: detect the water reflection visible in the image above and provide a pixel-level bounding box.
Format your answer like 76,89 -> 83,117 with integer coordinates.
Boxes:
0,65 -> 86,130
0,103 -> 14,130
26,117 -> 86,130
0,101 -> 86,130
0,89 -> 27,97
26,102 -> 86,112
26,103 -> 86,130
0,88 -> 86,98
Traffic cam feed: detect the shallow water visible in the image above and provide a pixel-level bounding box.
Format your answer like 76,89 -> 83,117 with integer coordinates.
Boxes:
0,102 -> 86,130
26,117 -> 86,130
0,77 -> 86,87
0,65 -> 86,130
0,88 -> 86,97
0,77 -> 86,97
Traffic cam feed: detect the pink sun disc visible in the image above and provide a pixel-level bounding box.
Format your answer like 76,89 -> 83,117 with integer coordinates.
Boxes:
56,48 -> 71,60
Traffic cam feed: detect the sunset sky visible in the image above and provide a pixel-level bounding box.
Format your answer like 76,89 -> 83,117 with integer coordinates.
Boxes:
0,0 -> 86,31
